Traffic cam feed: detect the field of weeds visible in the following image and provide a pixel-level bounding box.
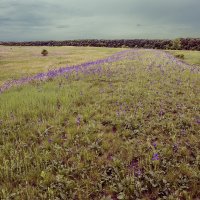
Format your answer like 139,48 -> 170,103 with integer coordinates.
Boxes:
0,47 -> 199,199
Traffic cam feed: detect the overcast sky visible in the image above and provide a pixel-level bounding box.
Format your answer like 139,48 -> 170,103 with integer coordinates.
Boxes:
0,0 -> 199,41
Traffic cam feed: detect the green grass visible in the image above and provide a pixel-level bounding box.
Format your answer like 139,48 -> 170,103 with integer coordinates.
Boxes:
0,46 -> 123,85
0,48 -> 200,199
167,50 -> 200,66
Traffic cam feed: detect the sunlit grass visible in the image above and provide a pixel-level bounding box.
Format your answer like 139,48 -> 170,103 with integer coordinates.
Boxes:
167,50 -> 200,66
0,46 -> 123,85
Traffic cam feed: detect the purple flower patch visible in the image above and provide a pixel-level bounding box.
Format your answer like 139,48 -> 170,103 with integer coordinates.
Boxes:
130,159 -> 139,168
0,49 -> 135,94
196,119 -> 200,125
159,110 -> 165,117
152,153 -> 159,161
76,115 -> 81,126
173,144 -> 178,152
152,142 -> 157,148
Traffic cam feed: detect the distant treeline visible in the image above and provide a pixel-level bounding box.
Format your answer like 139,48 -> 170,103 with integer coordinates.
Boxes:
1,38 -> 200,50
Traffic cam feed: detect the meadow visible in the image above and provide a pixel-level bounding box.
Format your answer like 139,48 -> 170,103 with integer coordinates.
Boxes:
0,46 -> 122,86
0,46 -> 199,199
167,50 -> 200,66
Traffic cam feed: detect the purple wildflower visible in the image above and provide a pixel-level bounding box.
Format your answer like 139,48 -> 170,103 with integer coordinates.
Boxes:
76,115 -> 81,126
130,159 -> 138,168
152,142 -> 157,148
107,154 -> 113,161
129,159 -> 143,177
134,169 -> 142,177
159,110 -> 165,117
181,129 -> 186,135
152,153 -> 159,161
173,144 -> 178,152
48,138 -> 53,143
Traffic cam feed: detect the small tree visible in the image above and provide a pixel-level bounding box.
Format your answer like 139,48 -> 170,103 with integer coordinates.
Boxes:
171,38 -> 182,50
41,49 -> 48,56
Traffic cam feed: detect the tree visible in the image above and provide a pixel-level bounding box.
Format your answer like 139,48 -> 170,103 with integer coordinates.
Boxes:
41,49 -> 48,56
171,38 -> 182,50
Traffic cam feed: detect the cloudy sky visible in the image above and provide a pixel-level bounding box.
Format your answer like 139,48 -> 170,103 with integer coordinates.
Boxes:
0,0 -> 199,41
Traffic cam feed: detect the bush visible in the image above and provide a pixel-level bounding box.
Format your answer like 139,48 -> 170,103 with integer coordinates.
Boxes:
175,54 -> 184,59
41,49 -> 48,56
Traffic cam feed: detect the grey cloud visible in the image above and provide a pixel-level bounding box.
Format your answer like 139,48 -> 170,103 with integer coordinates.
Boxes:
56,25 -> 70,29
0,0 -> 199,41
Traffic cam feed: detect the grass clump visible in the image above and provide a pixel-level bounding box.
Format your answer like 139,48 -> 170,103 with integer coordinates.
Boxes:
175,54 -> 184,59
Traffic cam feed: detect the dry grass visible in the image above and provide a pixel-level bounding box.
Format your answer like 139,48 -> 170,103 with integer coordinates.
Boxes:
0,46 -> 123,85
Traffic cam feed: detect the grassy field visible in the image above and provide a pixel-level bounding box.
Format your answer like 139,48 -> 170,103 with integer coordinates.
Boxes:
167,50 -> 200,66
0,47 -> 199,199
0,46 -> 123,86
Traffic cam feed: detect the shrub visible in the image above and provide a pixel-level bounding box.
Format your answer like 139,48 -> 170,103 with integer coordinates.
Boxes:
41,49 -> 48,56
175,54 -> 184,59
